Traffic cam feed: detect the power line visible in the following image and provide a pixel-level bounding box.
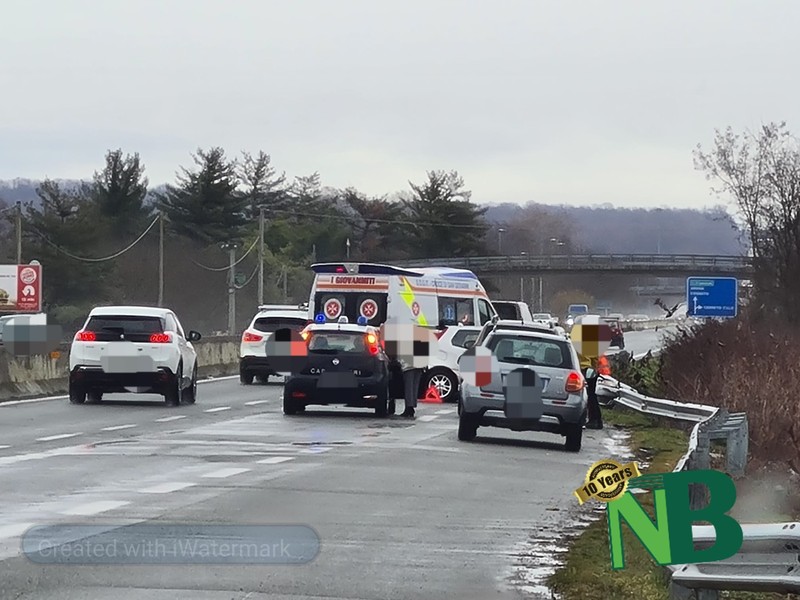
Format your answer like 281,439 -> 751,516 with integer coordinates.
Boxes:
191,236 -> 259,272
32,215 -> 159,262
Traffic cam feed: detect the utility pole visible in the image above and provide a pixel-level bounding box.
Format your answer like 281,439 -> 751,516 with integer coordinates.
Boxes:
158,211 -> 164,306
346,238 -> 350,260
221,241 -> 239,335
519,277 -> 524,302
258,207 -> 265,305
15,201 -> 22,264
538,277 -> 544,311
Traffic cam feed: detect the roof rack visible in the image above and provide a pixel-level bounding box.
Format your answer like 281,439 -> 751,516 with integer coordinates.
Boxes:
258,304 -> 308,312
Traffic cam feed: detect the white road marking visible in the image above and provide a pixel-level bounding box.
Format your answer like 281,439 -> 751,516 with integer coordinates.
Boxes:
60,501 -> 130,516
0,523 -> 35,539
0,445 -> 10,450
245,400 -> 269,406
204,406 -> 231,413
101,424 -> 137,431
0,445 -> 86,466
155,415 -> 186,422
417,415 -> 438,422
139,482 -> 196,494
435,409 -> 455,415
257,457 -> 294,465
0,375 -> 239,407
201,467 -> 251,479
36,433 -> 83,442
299,447 -> 331,454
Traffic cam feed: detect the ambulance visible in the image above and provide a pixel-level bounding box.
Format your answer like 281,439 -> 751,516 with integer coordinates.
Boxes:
308,262 -> 496,328
307,262 -> 498,402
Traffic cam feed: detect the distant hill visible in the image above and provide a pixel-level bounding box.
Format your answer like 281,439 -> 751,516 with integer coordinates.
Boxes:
0,179 -> 746,256
483,202 -> 745,256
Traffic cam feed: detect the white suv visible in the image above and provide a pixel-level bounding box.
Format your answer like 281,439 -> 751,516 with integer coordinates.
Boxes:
425,325 -> 483,402
69,306 -> 201,406
240,305 -> 310,384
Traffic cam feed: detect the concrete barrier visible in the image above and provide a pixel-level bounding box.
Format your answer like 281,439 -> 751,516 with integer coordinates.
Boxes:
0,336 -> 241,402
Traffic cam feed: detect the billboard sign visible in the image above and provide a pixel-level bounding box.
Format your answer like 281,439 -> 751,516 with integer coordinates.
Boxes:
0,264 -> 42,313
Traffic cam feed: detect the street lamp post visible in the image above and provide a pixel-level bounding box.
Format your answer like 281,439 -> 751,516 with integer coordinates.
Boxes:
498,227 -> 506,254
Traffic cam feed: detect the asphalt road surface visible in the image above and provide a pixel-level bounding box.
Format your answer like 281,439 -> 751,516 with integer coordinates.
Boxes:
0,329 -> 667,600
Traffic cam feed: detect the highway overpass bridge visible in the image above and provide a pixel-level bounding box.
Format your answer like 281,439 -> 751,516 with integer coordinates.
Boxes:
396,254 -> 753,278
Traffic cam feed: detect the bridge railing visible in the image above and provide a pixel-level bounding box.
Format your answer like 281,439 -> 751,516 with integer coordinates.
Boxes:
396,254 -> 751,272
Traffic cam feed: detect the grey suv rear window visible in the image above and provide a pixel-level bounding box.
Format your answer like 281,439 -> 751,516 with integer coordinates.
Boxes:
493,304 -> 520,320
486,334 -> 573,369
308,332 -> 369,353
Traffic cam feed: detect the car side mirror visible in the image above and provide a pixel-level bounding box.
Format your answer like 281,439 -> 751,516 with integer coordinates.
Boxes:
188,330 -> 202,342
584,368 -> 596,379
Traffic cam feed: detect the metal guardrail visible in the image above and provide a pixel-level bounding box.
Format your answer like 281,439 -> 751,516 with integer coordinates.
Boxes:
594,374 -> 786,598
396,253 -> 753,275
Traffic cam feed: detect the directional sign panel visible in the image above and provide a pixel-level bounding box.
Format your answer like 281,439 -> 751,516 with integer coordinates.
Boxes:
686,277 -> 738,318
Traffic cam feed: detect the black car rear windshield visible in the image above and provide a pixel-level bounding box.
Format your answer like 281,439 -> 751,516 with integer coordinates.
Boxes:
86,316 -> 164,341
308,331 -> 371,354
485,334 -> 573,369
253,317 -> 308,333
493,304 -> 520,320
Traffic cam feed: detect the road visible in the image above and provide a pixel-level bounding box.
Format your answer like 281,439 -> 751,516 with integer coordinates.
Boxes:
0,329 -> 665,600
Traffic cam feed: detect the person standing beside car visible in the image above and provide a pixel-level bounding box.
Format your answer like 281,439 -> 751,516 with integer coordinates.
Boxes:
579,353 -> 605,430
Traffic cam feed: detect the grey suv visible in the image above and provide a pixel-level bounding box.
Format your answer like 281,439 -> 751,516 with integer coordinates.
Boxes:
457,325 -> 588,451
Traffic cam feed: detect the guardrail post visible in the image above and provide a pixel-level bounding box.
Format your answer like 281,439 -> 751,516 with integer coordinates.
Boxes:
726,414 -> 748,477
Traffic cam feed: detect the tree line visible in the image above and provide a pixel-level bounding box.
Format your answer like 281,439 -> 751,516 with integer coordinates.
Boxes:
695,121 -> 800,322
0,148 -> 492,331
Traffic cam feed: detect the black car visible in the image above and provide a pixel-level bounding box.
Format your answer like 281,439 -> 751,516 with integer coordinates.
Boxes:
283,322 -> 393,417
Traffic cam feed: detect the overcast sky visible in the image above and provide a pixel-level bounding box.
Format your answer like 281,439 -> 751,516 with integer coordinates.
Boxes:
2,0 -> 799,209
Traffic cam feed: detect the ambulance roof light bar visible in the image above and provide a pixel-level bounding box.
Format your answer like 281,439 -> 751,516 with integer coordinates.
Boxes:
310,263 -> 424,277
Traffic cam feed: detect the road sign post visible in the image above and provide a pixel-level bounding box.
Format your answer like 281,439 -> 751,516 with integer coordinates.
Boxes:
686,277 -> 738,318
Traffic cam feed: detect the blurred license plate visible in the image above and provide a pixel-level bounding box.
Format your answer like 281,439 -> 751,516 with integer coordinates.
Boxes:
501,374 -> 549,392
319,372 -> 358,388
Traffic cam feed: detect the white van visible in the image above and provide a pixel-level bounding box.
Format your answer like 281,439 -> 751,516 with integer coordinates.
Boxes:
307,262 -> 498,402
308,263 -> 496,328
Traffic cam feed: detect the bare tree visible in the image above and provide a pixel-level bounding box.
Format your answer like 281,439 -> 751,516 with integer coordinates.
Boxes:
695,122 -> 800,319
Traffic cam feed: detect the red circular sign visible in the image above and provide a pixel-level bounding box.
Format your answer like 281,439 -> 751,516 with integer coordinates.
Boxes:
360,299 -> 378,319
411,301 -> 420,316
324,298 -> 342,319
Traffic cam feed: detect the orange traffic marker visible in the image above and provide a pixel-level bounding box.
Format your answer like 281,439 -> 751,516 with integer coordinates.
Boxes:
421,385 -> 443,403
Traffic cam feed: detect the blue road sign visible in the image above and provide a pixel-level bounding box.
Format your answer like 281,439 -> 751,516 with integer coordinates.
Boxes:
686,277 -> 738,318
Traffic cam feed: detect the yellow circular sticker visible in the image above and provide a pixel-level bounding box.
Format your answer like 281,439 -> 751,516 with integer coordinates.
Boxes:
574,459 -> 641,504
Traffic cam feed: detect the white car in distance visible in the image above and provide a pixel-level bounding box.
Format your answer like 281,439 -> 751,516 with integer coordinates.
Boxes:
69,306 -> 201,406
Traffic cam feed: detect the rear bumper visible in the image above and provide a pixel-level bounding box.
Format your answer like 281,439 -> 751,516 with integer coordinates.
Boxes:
69,366 -> 177,394
239,357 -> 282,376
285,374 -> 387,407
461,390 -> 586,433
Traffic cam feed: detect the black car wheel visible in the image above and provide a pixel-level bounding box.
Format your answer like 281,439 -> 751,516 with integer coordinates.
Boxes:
564,423 -> 583,452
458,413 -> 478,441
240,369 -> 254,385
182,364 -> 197,404
165,364 -> 182,407
87,391 -> 103,403
69,383 -> 86,405
374,384 -> 390,417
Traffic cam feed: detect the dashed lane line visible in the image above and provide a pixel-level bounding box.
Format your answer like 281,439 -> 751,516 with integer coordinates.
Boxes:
204,406 -> 231,413
36,433 -> 83,442
417,415 -> 438,422
245,400 -> 269,406
155,415 -> 186,422
139,482 -> 197,494
101,424 -> 137,432
201,467 -> 251,479
257,457 -> 295,465
60,500 -> 130,516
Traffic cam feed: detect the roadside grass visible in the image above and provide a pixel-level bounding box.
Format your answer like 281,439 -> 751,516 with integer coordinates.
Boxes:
546,408 -> 684,600
547,408 -> 798,600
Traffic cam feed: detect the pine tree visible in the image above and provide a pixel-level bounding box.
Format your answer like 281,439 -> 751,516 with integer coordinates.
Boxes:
406,170 -> 489,258
239,151 -> 287,218
89,149 -> 151,235
158,147 -> 248,245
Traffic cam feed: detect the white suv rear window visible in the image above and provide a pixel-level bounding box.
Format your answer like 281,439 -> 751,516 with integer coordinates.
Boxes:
252,317 -> 307,333
85,315 -> 164,342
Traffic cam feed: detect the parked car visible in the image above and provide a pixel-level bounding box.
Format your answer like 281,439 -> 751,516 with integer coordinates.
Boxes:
283,317 -> 391,416
457,320 -> 588,451
424,325 -> 483,403
491,301 -> 534,322
240,304 -> 310,384
69,306 -> 201,406
603,317 -> 625,349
